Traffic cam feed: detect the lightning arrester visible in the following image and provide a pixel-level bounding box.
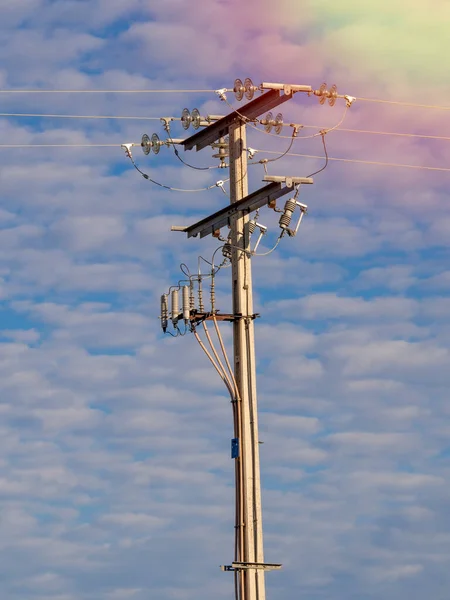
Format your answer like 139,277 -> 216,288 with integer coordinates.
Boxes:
161,294 -> 169,333
171,289 -> 179,326
182,285 -> 190,324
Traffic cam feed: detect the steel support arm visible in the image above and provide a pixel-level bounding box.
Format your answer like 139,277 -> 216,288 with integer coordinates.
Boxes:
183,182 -> 293,239
182,90 -> 298,152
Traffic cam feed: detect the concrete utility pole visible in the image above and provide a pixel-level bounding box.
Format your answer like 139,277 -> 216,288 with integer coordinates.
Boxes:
228,120 -> 266,600
162,80 -> 331,600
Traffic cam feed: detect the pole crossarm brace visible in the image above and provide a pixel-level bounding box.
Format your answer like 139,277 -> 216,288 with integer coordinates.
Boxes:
177,181 -> 310,239
182,88 -> 310,152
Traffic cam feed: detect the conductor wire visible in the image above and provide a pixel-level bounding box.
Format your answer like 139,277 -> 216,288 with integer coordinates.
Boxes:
307,132 -> 329,178
251,150 -> 450,173
165,122 -> 217,171
193,330 -> 235,399
127,153 -> 222,191
354,97 -> 450,110
212,315 -> 240,401
0,112 -> 165,120
202,321 -> 235,395
0,88 -> 218,94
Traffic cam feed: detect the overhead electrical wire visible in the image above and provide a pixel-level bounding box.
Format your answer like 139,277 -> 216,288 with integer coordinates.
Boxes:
0,143 -> 122,148
0,88 -> 217,94
127,153 -> 225,192
0,112 -> 165,120
354,96 -> 450,111
256,149 -> 450,173
165,125 -> 214,171
2,122 -> 450,147
1,145 -> 448,173
1,87 -> 450,110
306,133 -> 329,178
260,131 -> 296,166
299,125 -> 450,142
1,114 -> 450,144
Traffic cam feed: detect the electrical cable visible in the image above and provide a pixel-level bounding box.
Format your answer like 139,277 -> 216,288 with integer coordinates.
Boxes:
0,112 -> 166,120
3,125 -> 450,148
299,125 -> 450,142
2,89 -> 449,110
0,143 -> 122,148
251,236 -> 283,257
193,330 -> 236,399
172,145 -> 220,170
0,88 -> 217,94
212,315 -> 244,600
164,125 -> 213,171
260,132 -> 295,165
306,133 -> 329,178
127,153 -> 224,191
202,321 -> 235,395
355,97 -> 450,110
180,263 -> 191,278
252,149 -> 450,173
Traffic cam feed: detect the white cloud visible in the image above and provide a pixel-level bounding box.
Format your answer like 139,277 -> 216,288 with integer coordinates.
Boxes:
0,3 -> 449,600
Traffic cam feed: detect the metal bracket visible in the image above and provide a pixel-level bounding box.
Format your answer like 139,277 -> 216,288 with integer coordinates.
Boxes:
189,312 -> 260,326
183,89 -> 301,152
263,175 -> 313,188
160,117 -> 174,132
221,562 -> 282,572
182,181 -> 299,239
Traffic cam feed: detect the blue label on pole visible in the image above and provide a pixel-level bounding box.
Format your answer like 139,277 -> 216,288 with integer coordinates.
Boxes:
231,438 -> 239,459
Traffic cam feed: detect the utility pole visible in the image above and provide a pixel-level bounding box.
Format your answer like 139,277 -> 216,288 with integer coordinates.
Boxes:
150,78 -> 351,600
228,120 -> 265,600
174,83 -> 311,599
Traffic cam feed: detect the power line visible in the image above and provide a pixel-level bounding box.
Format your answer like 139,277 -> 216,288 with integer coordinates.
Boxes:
2,112 -> 450,144
355,96 -> 450,111
301,125 -> 450,142
1,88 -> 449,111
0,112 -> 165,120
258,149 -> 450,173
0,88 -> 216,94
2,144 -> 449,174
0,143 -> 121,148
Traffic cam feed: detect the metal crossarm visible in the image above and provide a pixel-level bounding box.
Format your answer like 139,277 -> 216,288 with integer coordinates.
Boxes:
182,89 -> 299,152
182,182 -> 294,239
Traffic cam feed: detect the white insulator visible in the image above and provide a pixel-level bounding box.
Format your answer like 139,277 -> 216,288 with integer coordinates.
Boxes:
189,280 -> 195,311
292,202 -> 308,236
210,277 -> 216,313
279,198 -> 297,230
248,219 -> 257,236
222,243 -> 232,260
160,294 -> 168,333
171,289 -> 179,325
198,279 -> 204,312
182,285 -> 190,324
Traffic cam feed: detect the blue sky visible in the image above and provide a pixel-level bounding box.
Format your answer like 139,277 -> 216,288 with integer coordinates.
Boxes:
1,1 -> 450,599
